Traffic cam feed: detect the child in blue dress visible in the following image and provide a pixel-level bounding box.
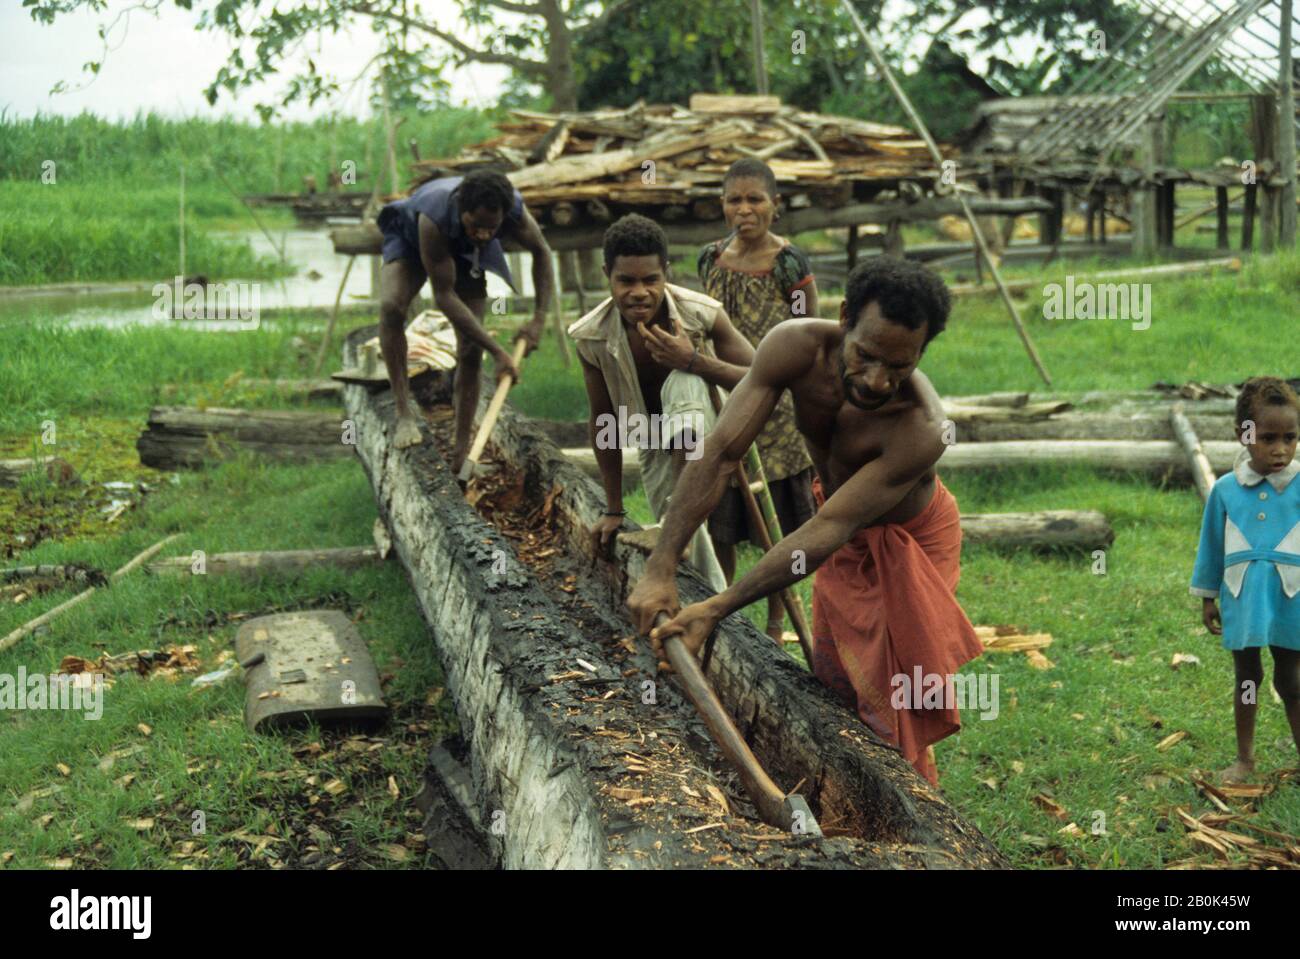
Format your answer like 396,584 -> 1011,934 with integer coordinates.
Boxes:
1190,376 -> 1300,783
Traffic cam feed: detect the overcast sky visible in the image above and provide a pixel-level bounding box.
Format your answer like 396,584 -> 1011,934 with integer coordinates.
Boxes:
1,0 -> 511,121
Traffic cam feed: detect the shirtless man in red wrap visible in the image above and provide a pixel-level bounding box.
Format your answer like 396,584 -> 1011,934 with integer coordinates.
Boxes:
627,256 -> 983,785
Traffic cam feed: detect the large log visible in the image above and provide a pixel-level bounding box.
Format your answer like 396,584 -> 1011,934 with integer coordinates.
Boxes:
342,325 -> 1005,869
147,546 -> 384,577
562,437 -> 1241,486
959,511 -> 1113,549
0,457 -> 79,488
937,439 -> 1240,478
330,196 -> 1052,256
958,410 -> 1236,442
628,510 -> 1112,551
136,407 -> 351,470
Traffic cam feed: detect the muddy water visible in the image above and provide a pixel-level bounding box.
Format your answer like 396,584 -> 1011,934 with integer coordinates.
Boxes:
0,228 -> 533,330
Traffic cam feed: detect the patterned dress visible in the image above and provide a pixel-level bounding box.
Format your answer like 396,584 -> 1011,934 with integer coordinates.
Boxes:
697,237 -> 815,483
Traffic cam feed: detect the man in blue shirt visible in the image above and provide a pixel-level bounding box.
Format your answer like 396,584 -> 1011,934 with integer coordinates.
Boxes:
376,170 -> 555,468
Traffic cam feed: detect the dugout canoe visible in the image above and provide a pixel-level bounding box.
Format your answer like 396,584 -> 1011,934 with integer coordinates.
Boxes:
341,325 -> 1007,870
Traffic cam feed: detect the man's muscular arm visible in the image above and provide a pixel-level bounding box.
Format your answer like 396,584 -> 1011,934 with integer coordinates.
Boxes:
504,208 -> 555,352
584,359 -> 623,511
627,324 -> 805,634
650,406 -> 947,656
418,214 -> 508,361
716,416 -> 944,617
687,309 -> 755,390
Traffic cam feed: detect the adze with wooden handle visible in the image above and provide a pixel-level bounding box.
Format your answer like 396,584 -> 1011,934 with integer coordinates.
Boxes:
651,612 -> 822,837
458,338 -> 529,483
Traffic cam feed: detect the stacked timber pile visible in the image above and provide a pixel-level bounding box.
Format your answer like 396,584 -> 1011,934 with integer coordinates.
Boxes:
410,94 -> 947,231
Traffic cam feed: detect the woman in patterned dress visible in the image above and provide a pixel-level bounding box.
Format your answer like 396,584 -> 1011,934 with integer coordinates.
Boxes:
698,158 -> 820,641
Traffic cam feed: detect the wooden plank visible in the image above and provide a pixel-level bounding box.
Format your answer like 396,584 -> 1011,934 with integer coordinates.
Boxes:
689,94 -> 782,114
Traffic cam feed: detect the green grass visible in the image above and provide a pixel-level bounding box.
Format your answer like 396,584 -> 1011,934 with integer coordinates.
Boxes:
3,246 -> 1299,869
0,108 -> 499,286
0,447 -> 450,868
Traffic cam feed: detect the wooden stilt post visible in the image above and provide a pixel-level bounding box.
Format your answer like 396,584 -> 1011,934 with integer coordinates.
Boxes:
839,0 -> 1052,387
1280,0 -> 1297,248
1132,116 -> 1162,257
1251,94 -> 1279,253
1216,186 -> 1230,249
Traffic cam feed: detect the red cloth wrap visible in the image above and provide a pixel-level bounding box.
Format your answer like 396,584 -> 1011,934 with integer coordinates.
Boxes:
810,474 -> 984,785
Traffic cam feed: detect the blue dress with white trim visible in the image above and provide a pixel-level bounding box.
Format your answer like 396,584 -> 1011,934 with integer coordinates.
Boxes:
1190,449 -> 1300,651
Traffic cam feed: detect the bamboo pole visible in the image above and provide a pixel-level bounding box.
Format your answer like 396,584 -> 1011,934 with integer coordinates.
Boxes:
704,386 -> 815,665
837,0 -> 1053,388
312,254 -> 356,377
0,534 -> 183,654
1280,0 -> 1297,247
1169,402 -> 1217,502
178,163 -> 186,280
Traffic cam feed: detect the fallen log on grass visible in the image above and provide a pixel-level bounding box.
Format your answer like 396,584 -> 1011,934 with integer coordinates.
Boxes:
956,410 -> 1236,443
342,325 -> 1006,870
136,407 -> 351,470
146,546 -> 384,577
623,510 -> 1112,552
937,439 -> 1239,479
0,457 -> 80,488
959,510 -> 1113,549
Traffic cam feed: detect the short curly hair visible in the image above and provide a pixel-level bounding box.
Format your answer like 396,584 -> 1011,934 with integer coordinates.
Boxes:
844,256 -> 951,346
455,169 -> 515,214
603,213 -> 669,272
723,158 -> 778,198
1235,376 -> 1300,430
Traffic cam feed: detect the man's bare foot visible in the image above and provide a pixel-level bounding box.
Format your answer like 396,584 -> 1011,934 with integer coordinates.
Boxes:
394,416 -> 423,449
1218,759 -> 1256,784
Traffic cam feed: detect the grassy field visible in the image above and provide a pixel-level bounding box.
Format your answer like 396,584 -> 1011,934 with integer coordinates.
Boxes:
0,109 -> 497,286
2,248 -> 1298,870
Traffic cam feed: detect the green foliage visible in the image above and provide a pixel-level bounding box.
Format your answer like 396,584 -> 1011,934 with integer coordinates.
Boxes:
0,108 -> 496,194
0,109 -> 498,285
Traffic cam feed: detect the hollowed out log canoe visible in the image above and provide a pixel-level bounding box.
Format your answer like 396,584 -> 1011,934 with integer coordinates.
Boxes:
341,325 -> 1007,870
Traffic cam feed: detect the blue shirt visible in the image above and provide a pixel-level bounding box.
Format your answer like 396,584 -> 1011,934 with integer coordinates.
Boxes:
378,176 -> 524,292
1190,449 -> 1300,650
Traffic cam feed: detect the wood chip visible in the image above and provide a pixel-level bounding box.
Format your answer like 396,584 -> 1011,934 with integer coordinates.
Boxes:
683,822 -> 726,835
1032,793 -> 1069,821
705,784 -> 730,817
1156,730 -> 1188,751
